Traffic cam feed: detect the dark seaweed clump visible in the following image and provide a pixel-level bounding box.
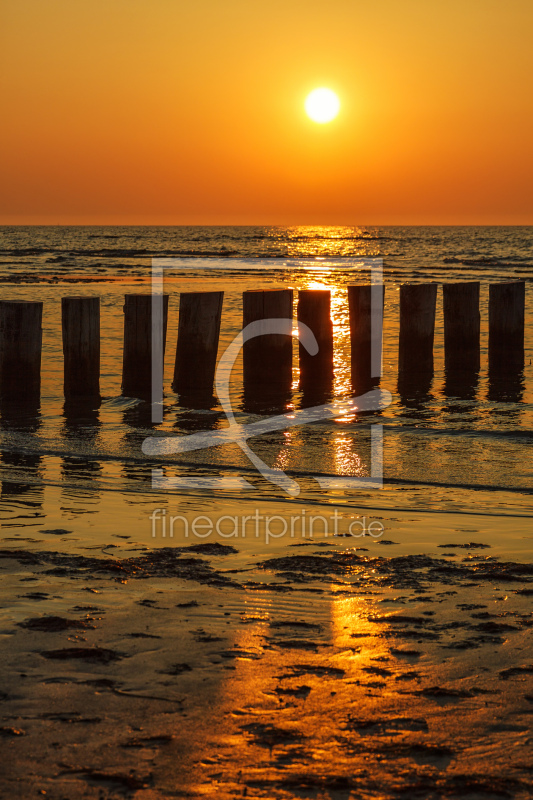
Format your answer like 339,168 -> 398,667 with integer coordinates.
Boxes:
258,552 -> 533,591
0,547 -> 236,586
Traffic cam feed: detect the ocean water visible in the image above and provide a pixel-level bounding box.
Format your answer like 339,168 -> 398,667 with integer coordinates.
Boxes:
0,225 -> 531,529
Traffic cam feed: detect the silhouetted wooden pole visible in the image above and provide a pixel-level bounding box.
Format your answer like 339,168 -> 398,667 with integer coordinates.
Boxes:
348,284 -> 384,391
173,291 -> 223,395
297,289 -> 333,389
488,281 -> 525,373
443,282 -> 480,372
243,289 -> 293,390
0,300 -> 42,401
398,283 -> 437,374
122,293 -> 169,398
61,296 -> 100,398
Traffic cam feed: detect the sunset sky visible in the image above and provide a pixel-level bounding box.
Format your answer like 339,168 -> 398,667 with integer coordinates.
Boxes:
1,0 -> 532,225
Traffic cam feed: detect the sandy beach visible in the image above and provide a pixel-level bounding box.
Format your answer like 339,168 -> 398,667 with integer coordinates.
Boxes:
1,486 -> 532,798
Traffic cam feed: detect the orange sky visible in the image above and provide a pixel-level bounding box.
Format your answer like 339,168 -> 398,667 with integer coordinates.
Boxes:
1,0 -> 532,225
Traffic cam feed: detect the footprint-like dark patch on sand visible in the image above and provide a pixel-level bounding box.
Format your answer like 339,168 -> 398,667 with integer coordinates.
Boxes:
40,647 -> 124,664
472,621 -> 519,633
241,722 -> 305,749
60,768 -> 151,791
83,678 -> 118,688
192,629 -> 225,643
268,639 -> 324,652
18,591 -> 50,601
18,615 -> 95,632
499,665 -> 533,680
347,716 -> 429,735
181,542 -> 237,555
411,685 -> 475,699
242,581 -> 295,593
369,614 -> 431,625
394,671 -> 421,681
217,649 -> 262,660
390,647 -> 422,658
363,665 -> 394,678
275,685 -> 312,699
39,528 -> 73,536
40,712 -> 102,724
159,663 -> 193,675
278,664 -> 345,679
121,734 -> 173,748
438,542 -> 491,549
270,620 -> 323,633
0,726 -> 25,737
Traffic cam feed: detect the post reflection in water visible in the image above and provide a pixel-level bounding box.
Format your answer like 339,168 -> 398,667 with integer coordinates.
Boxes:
60,397 -> 103,511
61,396 -> 102,441
487,370 -> 525,405
175,390 -> 217,413
0,401 -> 44,527
443,369 -> 480,402
301,281 -> 352,400
397,373 -> 434,410
122,400 -> 156,433
241,387 -> 294,416
120,400 -> 158,488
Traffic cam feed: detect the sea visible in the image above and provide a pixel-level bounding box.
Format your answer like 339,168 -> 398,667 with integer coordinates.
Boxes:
0,225 -> 531,547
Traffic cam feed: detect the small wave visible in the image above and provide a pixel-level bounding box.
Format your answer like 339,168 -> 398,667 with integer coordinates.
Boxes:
443,256 -> 532,269
385,425 -> 533,443
0,248 -> 55,256
101,396 -> 144,410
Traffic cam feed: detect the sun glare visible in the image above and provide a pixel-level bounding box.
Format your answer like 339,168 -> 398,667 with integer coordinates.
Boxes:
305,88 -> 340,124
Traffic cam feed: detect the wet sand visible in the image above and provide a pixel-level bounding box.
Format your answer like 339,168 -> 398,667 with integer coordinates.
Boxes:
1,506 -> 533,799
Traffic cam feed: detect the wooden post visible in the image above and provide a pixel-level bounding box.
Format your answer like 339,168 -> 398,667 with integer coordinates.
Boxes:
61,296 -> 100,398
173,291 -> 223,395
488,281 -> 525,374
348,284 -> 384,392
122,294 -> 169,399
443,282 -> 480,373
0,301 -> 42,401
297,290 -> 333,389
243,289 -> 293,390
398,284 -> 437,374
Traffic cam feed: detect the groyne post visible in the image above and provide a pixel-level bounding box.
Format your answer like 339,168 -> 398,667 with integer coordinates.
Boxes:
398,283 -> 437,375
243,289 -> 293,391
62,296 -> 100,398
0,300 -> 43,401
348,284 -> 384,392
443,282 -> 480,373
488,281 -> 525,374
122,293 -> 169,399
173,291 -> 224,395
297,289 -> 333,389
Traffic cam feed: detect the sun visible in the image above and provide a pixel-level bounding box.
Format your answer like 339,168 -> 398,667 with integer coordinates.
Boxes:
305,88 -> 340,124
